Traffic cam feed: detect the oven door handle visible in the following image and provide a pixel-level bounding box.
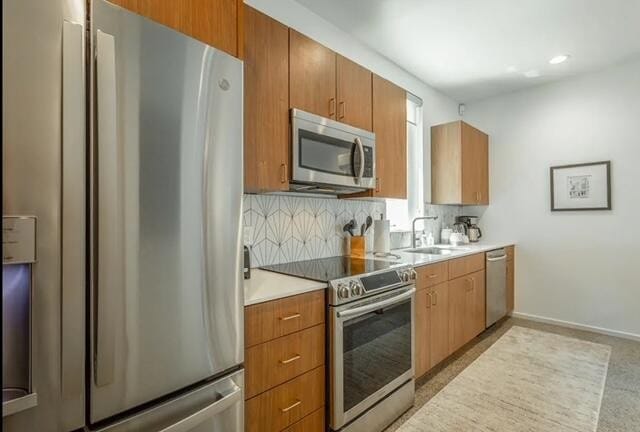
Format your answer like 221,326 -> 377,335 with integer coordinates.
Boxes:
354,136 -> 364,185
337,287 -> 415,319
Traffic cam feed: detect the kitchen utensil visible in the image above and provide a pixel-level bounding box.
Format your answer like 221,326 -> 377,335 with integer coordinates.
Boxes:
364,216 -> 373,234
360,223 -> 366,236
343,219 -> 357,236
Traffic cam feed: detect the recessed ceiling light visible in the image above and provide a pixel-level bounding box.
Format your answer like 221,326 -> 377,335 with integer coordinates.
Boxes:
524,70 -> 541,78
549,54 -> 570,65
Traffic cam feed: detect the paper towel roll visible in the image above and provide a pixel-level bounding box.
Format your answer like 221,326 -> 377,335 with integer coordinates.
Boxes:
373,219 -> 390,253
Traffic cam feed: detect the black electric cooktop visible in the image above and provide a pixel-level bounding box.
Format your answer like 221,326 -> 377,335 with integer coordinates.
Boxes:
260,256 -> 403,282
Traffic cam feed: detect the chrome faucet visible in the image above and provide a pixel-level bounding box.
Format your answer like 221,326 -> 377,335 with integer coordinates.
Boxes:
412,215 -> 439,248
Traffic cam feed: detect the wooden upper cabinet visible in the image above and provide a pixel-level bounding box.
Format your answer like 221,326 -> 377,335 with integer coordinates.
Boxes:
289,30 -> 337,119
109,0 -> 242,57
243,5 -> 289,193
431,121 -> 489,205
461,122 -> 489,204
372,75 -> 407,199
336,55 -> 372,131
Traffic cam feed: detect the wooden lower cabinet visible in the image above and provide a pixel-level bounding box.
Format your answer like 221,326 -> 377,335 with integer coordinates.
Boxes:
448,270 -> 485,353
245,324 -> 324,399
415,289 -> 431,377
429,282 -> 450,368
245,290 -> 325,347
415,280 -> 450,377
282,408 -> 325,432
245,367 -> 325,432
244,290 -> 326,432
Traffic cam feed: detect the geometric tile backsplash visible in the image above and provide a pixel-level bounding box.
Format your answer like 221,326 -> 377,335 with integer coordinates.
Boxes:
243,194 -> 385,267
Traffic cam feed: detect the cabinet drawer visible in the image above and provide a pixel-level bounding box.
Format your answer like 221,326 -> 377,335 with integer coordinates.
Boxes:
245,324 -> 325,398
448,253 -> 484,280
506,245 -> 515,261
282,408 -> 325,432
416,261 -> 449,289
245,290 -> 325,347
245,366 -> 325,432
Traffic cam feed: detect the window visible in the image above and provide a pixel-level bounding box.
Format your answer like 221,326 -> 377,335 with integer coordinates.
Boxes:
386,94 -> 424,231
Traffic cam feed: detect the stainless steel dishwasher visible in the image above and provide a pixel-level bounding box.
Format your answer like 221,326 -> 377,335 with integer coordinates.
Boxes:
486,249 -> 508,327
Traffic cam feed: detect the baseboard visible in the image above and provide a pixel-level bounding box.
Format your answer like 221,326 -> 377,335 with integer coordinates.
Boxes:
510,311 -> 640,342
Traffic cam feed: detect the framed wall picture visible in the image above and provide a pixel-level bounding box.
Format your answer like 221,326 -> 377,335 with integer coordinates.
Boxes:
550,161 -> 611,211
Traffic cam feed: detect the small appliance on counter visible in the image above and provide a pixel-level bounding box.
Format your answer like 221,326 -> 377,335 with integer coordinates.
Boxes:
455,216 -> 482,243
2,216 -> 38,417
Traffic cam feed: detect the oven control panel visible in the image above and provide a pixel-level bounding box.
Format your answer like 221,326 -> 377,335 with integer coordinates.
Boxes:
329,265 -> 415,305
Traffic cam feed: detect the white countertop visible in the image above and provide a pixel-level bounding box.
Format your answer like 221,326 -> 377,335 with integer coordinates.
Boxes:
244,242 -> 515,305
244,268 -> 327,306
366,242 -> 514,267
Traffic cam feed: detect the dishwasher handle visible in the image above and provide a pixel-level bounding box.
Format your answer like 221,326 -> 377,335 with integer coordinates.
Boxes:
487,255 -> 507,262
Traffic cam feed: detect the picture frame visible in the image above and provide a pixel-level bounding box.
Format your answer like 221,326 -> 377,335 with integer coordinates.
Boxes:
550,161 -> 611,211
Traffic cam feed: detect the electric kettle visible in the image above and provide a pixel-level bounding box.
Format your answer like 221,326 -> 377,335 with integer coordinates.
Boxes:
468,224 -> 482,242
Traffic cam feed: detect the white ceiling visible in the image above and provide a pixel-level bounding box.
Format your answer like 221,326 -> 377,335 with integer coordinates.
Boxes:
293,0 -> 640,101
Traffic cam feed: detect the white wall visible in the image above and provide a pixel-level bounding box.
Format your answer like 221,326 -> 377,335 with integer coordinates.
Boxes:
245,0 -> 461,202
465,59 -> 640,338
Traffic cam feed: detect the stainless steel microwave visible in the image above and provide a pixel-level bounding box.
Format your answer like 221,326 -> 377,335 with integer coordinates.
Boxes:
291,109 -> 376,194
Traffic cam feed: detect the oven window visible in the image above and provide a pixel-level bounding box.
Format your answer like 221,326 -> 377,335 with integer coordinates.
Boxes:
299,129 -> 356,177
342,300 -> 412,412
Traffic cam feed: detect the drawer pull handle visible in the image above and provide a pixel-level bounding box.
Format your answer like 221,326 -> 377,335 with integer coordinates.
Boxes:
428,274 -> 438,279
466,278 -> 474,292
280,354 -> 301,364
281,400 -> 302,413
280,313 -> 301,321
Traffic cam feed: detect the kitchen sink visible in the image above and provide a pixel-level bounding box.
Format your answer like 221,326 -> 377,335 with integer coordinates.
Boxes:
405,247 -> 453,255
405,245 -> 472,255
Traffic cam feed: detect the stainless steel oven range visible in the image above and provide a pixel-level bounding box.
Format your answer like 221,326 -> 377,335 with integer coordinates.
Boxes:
329,265 -> 416,432
262,256 -> 417,432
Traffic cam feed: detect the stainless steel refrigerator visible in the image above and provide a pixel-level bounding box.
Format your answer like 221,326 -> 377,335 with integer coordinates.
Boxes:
3,0 -> 244,430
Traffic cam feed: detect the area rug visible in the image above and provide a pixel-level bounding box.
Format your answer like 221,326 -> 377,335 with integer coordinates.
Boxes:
398,326 -> 611,432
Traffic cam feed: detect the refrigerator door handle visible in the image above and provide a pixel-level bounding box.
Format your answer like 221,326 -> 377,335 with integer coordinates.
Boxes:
157,383 -> 242,432
61,19 -> 86,407
95,29 -> 119,387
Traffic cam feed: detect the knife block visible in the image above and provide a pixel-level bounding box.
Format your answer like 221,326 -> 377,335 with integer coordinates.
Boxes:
349,236 -> 365,258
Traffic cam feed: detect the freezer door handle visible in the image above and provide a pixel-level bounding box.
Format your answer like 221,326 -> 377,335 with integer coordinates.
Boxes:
157,383 -> 242,432
95,29 -> 119,387
62,19 -> 86,406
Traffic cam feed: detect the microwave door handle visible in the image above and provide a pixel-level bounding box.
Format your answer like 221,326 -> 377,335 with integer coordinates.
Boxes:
355,137 -> 364,185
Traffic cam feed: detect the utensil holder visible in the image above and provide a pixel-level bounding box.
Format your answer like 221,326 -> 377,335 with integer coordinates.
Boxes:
349,236 -> 365,258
